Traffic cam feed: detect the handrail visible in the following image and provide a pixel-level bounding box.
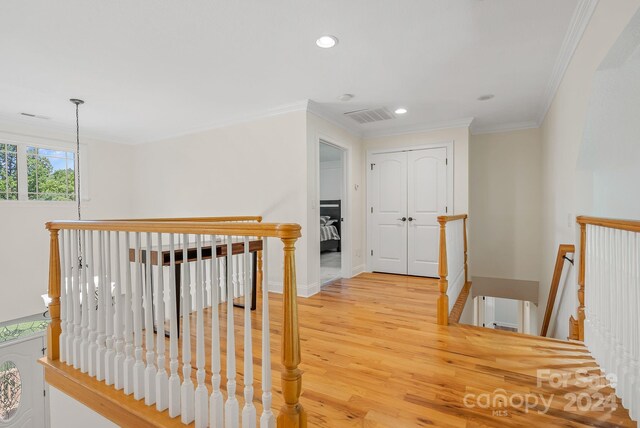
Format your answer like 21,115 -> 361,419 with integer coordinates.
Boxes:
45,220 -> 300,239
437,214 -> 469,325
577,215 -> 640,232
540,244 -> 575,337
102,216 -> 263,223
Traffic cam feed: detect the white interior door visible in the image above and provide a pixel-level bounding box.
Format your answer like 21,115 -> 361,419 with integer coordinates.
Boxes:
369,152 -> 408,274
0,335 -> 47,428
407,147 -> 447,277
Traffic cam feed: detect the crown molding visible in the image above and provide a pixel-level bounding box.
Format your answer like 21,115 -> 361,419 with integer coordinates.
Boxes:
141,100 -> 310,144
362,117 -> 474,139
0,113 -> 131,145
306,100 -> 363,138
537,0 -> 599,125
471,120 -> 539,135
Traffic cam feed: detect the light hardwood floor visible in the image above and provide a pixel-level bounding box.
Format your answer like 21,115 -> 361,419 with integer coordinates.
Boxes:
44,272 -> 635,427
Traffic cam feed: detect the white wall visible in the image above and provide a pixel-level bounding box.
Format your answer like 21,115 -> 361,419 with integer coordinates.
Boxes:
306,112 -> 366,288
538,0 -> 640,339
470,128 -> 541,281
319,160 -> 342,200
50,386 -> 117,428
0,122 -> 134,323
130,110 -> 310,293
364,126 -> 470,215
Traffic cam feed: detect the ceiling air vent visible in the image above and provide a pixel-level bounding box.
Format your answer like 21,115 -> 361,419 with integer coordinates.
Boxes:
344,108 -> 395,124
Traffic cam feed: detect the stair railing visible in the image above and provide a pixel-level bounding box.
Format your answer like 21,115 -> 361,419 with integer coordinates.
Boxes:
45,217 -> 306,427
574,215 -> 640,420
437,214 -> 469,325
540,244 -> 575,337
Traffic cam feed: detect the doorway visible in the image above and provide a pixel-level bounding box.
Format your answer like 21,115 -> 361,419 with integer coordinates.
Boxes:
319,141 -> 346,285
475,296 -> 534,334
367,145 -> 452,277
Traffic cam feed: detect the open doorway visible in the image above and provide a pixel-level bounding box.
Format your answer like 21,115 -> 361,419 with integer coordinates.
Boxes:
319,141 -> 345,285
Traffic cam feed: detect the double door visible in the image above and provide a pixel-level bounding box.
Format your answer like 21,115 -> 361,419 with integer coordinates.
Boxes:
368,147 -> 448,277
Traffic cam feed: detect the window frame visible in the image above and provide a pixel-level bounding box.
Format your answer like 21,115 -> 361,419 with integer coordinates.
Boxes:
0,133 -> 89,206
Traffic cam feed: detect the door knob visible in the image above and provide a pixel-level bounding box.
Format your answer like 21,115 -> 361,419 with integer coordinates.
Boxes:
408,217 -> 414,222
398,217 -> 407,222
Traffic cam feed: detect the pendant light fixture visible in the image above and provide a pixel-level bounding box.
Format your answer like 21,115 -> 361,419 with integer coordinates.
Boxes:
70,98 -> 84,268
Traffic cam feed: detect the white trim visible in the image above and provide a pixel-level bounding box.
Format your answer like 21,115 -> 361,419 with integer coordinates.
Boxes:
366,140 -> 455,273
143,100 -> 311,144
267,281 -> 319,298
307,101 -> 363,138
537,0 -> 599,125
363,117 -> 474,139
471,120 -> 539,135
351,264 -> 366,277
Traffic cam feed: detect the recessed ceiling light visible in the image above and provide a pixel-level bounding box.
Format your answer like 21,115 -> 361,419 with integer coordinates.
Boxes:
477,94 -> 494,101
316,35 -> 338,49
337,94 -> 354,101
394,108 -> 408,115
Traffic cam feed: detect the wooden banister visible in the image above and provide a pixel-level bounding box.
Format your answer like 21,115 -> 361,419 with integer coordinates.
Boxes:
540,244 -> 575,337
47,228 -> 62,360
102,216 -> 263,223
45,220 -> 300,240
278,237 -> 307,427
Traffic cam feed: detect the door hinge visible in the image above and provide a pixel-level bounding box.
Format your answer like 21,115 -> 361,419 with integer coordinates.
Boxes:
42,347 -> 46,356
482,323 -> 485,327
43,389 -> 46,397
371,250 -> 373,256
445,206 -> 448,213
370,163 -> 375,170
446,158 -> 448,165
370,207 -> 373,214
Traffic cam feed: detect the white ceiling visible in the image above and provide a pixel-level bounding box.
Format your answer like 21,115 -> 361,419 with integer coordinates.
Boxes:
0,0 -> 583,144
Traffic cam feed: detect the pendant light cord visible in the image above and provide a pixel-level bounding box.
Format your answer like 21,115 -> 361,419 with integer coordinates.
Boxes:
74,100 -> 83,269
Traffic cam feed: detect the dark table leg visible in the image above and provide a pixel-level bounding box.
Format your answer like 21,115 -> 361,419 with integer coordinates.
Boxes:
233,252 -> 257,311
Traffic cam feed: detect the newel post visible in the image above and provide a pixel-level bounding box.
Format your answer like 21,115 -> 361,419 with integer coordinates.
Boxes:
437,218 -> 449,325
47,226 -> 62,360
577,222 -> 586,341
277,237 -> 307,428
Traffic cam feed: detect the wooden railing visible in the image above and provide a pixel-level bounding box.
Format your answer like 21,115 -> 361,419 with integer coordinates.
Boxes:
437,214 -> 469,326
574,215 -> 640,420
540,244 -> 575,337
43,217 -> 306,427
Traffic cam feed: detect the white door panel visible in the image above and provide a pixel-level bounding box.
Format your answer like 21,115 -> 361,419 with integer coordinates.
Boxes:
370,152 -> 407,274
407,148 -> 447,277
0,335 -> 47,428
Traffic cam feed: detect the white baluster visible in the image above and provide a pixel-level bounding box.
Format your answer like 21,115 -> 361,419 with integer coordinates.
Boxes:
105,232 -> 115,385
260,239 -> 275,428
225,237 -> 240,427
65,230 -> 74,365
242,237 -> 256,427
181,233 -> 195,424
156,233 -> 169,411
168,233 -> 181,418
195,236 -> 209,427
59,230 -> 67,363
124,232 -> 135,395
80,231 -> 89,373
631,232 -> 640,420
144,232 -> 157,405
133,232 -> 145,400
72,229 -> 82,369
96,231 -> 107,381
220,257 -> 227,303
88,231 -> 98,377
114,232 -> 125,390
210,235 -> 224,428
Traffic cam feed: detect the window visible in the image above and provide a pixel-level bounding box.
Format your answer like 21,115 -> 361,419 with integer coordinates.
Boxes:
0,139 -> 78,202
0,144 -> 19,200
27,147 -> 75,201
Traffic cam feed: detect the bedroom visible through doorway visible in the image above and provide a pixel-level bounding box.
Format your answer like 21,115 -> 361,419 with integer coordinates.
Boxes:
319,142 -> 344,285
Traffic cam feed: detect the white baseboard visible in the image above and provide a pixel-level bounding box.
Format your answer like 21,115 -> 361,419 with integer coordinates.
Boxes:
267,281 -> 319,298
351,264 -> 366,277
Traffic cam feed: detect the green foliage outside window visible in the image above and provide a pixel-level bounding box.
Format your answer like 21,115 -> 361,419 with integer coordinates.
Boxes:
0,144 -> 18,200
27,147 -> 75,201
